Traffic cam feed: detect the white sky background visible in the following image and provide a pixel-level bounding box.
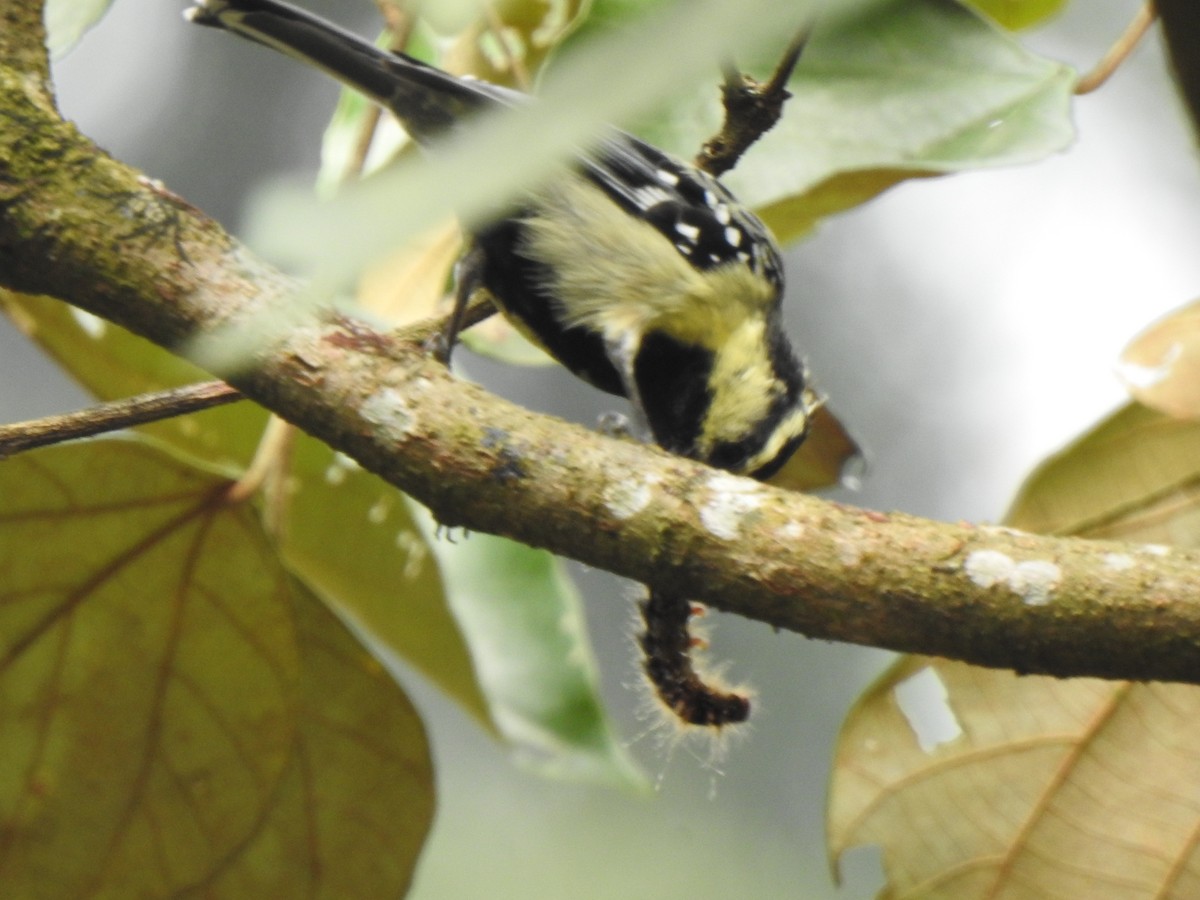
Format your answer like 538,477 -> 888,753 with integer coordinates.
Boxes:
5,0 -> 1196,897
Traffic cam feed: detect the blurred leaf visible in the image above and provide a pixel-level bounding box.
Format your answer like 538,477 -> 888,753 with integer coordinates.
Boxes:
440,0 -> 591,86
0,439 -> 299,894
281,435 -> 492,728
1118,299 -> 1200,420
356,219 -> 462,325
0,290 -> 266,467
960,0 -> 1068,30
317,79 -> 409,198
768,403 -> 862,493
44,0 -> 114,59
828,657 -> 1200,898
1004,402 -> 1200,541
409,503 -> 645,787
209,580 -> 435,897
641,0 -> 1076,241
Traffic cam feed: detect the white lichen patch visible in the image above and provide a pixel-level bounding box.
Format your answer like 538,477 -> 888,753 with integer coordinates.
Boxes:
1010,560 -> 1061,606
835,537 -> 864,567
361,387 -> 415,440
1102,553 -> 1136,572
1141,544 -> 1170,557
603,474 -> 659,520
699,473 -> 764,540
964,549 -> 1015,588
775,520 -> 806,542
964,550 -> 1062,605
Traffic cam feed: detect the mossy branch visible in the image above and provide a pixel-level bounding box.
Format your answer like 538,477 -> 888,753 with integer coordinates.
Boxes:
4,6 -> 1200,689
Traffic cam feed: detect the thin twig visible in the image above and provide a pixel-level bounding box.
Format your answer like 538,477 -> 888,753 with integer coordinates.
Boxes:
1076,1 -> 1157,95
0,381 -> 243,458
696,23 -> 811,176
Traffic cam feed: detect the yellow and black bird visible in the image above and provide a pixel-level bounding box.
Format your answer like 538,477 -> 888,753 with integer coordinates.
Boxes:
188,0 -> 814,727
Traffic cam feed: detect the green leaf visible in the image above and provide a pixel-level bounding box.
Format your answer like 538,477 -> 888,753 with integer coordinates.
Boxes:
0,439 -> 299,894
409,504 -> 645,787
208,580 -> 435,897
44,0 -> 115,59
281,435 -> 493,728
0,439 -> 434,894
960,0 -> 1068,30
1004,402 -> 1200,542
2,292 -> 494,731
641,0 -> 1076,241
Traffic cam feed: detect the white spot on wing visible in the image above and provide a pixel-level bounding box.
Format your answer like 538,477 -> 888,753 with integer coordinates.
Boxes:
674,221 -> 700,242
656,168 -> 679,186
715,204 -> 731,225
724,226 -> 742,247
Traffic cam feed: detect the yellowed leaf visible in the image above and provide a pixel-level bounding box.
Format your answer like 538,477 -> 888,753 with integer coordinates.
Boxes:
961,0 -> 1069,31
0,440 -> 299,895
831,397 -> 1200,899
0,439 -> 435,895
207,581 -> 434,896
1003,401 -> 1200,541
830,657 -> 1200,899
357,218 -> 462,325
281,435 -> 493,729
1118,299 -> 1200,420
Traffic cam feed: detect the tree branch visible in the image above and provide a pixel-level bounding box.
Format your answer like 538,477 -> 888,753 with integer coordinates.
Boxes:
5,9 -> 1200,689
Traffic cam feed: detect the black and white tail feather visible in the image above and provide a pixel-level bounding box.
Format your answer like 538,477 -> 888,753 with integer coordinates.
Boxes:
188,0 -> 814,732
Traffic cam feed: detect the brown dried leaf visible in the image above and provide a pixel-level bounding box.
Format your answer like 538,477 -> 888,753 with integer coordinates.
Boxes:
830,657 -> 1200,899
830,395 -> 1200,897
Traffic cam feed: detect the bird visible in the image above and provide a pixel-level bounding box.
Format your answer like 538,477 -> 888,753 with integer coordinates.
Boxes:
188,0 -> 815,727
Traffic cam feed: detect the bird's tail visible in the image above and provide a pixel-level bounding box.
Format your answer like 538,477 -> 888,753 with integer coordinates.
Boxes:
186,0 -> 494,140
